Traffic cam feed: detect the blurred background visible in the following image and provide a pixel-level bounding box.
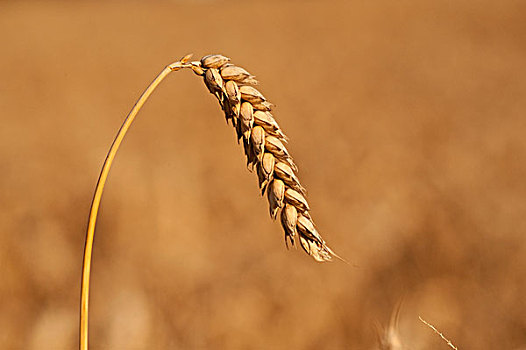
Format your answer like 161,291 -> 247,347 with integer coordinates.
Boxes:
1,0 -> 525,349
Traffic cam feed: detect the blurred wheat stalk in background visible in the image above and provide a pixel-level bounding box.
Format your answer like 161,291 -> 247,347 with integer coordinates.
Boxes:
80,54 -> 336,350
419,316 -> 458,350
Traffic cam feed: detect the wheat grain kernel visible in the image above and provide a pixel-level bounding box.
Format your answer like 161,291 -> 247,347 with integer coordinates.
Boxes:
201,54 -> 230,69
240,85 -> 266,104
284,188 -> 310,212
251,100 -> 273,111
267,179 -> 285,219
280,204 -> 298,245
296,215 -> 323,242
221,65 -> 254,82
265,136 -> 289,158
204,68 -> 224,94
250,126 -> 265,160
239,102 -> 254,139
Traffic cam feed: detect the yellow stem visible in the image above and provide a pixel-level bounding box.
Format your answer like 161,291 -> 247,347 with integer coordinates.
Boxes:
80,61 -> 186,350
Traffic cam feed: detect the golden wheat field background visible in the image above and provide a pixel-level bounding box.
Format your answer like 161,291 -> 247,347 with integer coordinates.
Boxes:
1,1 -> 525,349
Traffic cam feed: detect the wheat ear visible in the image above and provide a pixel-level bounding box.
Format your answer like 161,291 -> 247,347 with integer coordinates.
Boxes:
80,53 -> 335,350
197,54 -> 336,261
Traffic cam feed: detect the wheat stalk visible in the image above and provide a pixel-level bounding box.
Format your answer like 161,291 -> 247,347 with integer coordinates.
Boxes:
80,54 -> 336,350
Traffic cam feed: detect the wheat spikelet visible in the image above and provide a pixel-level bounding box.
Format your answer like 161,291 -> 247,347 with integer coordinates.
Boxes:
196,54 -> 335,262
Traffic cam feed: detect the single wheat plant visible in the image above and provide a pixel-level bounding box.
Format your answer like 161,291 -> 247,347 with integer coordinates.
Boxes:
80,54 -> 337,350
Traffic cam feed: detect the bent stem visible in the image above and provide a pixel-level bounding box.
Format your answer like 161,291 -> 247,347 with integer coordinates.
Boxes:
80,58 -> 192,350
